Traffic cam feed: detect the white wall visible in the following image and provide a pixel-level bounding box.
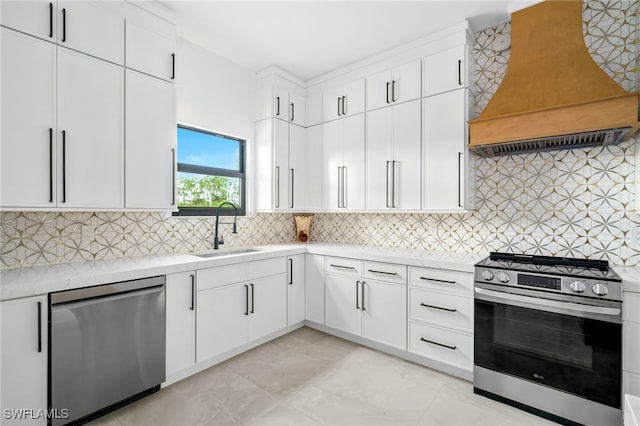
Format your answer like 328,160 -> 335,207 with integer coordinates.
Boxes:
175,37 -> 257,211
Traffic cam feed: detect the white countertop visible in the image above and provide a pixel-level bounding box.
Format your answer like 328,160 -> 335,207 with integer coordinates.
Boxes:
615,266 -> 640,293
0,243 -> 485,301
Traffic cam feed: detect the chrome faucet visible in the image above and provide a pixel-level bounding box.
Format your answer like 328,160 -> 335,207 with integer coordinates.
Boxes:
214,201 -> 238,249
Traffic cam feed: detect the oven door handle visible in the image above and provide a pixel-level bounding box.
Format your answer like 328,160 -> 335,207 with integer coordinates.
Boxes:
474,287 -> 621,321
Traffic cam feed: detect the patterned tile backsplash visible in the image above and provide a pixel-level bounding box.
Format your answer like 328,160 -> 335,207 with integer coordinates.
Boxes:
1,0 -> 638,269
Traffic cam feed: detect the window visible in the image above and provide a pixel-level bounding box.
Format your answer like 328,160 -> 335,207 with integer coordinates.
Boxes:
174,125 -> 246,216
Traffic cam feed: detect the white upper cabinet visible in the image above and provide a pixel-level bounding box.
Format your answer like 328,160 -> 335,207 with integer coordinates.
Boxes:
0,28 -> 56,209
366,60 -> 421,111
322,79 -> 365,122
125,12 -> 176,81
1,1 -> 124,64
273,119 -> 290,211
257,85 -> 306,126
322,114 -> 365,211
423,89 -> 474,211
304,125 -> 323,212
305,93 -> 323,127
288,92 -> 306,126
423,44 -> 469,96
125,69 -> 176,209
57,47 -> 124,208
366,100 -> 421,211
289,124 -> 306,211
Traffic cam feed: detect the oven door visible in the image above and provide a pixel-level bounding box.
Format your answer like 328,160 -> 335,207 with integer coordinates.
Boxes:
474,284 -> 622,408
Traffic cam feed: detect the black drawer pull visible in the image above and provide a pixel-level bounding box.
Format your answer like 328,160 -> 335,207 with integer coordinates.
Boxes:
368,269 -> 398,276
420,276 -> 456,284
420,337 -> 456,350
330,264 -> 356,270
420,303 -> 457,313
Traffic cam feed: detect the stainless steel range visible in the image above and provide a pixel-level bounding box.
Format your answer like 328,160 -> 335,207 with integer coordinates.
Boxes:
473,252 -> 623,426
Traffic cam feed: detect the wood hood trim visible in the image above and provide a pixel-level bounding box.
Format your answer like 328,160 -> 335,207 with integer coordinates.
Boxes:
469,0 -> 640,152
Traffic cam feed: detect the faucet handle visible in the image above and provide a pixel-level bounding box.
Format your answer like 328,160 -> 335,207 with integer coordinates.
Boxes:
218,233 -> 224,245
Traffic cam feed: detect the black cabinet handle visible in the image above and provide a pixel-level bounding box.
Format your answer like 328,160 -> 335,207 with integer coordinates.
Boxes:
458,152 -> 462,208
355,280 -> 360,310
420,303 -> 457,313
171,53 -> 175,80
342,96 -> 346,115
391,80 -> 396,102
386,82 -> 390,104
250,283 -> 255,313
420,276 -> 456,284
62,130 -> 66,203
290,103 -> 294,121
458,60 -> 462,86
276,96 -> 280,116
190,274 -> 195,310
289,258 -> 293,285
368,269 -> 398,276
337,97 -> 341,117
61,8 -> 66,42
49,128 -> 53,203
330,264 -> 356,270
37,301 -> 42,353
244,284 -> 249,315
361,281 -> 366,311
48,3 -> 53,38
420,337 -> 456,350
290,168 -> 294,209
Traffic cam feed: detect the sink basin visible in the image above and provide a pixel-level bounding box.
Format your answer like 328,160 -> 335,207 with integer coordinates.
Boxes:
194,248 -> 261,258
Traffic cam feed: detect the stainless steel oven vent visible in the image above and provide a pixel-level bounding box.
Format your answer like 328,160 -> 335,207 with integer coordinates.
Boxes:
472,127 -> 631,157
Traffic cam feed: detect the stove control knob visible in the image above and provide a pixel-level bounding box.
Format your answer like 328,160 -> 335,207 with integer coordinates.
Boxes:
592,283 -> 608,297
569,280 -> 586,293
497,272 -> 510,283
481,270 -> 494,281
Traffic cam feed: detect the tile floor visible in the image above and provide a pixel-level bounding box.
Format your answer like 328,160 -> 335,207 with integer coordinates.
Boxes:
91,327 -> 555,426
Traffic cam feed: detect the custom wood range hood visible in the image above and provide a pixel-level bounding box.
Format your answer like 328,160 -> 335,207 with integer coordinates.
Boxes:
468,0 -> 640,157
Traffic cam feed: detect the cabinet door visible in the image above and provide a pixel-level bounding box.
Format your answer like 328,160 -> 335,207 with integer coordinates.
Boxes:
342,114 -> 365,211
366,107 -> 393,210
343,79 -> 365,116
250,274 -> 287,341
273,86 -> 289,121
392,100 -> 422,210
362,280 -> 407,350
305,93 -> 323,126
366,69 -> 392,111
289,123 -> 306,210
196,283 -> 249,362
322,119 -> 343,211
392,60 -> 422,104
322,86 -> 343,122
166,272 -> 196,377
325,273 -> 361,336
423,90 -> 466,211
1,296 -> 48,426
273,119 -> 289,211
304,125 -> 323,211
57,1 -> 124,65
305,254 -> 325,324
125,20 -> 176,81
423,45 -> 466,96
125,70 -> 176,209
255,119 -> 273,211
1,29 -> 56,208
287,254 -> 306,326
289,92 -> 306,126
0,1 -> 55,41
57,48 -> 124,208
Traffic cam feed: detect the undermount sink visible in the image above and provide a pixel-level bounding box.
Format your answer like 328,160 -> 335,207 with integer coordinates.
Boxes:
194,248 -> 261,258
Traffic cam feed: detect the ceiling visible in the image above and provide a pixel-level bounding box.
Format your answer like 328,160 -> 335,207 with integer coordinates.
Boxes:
161,1 -> 524,82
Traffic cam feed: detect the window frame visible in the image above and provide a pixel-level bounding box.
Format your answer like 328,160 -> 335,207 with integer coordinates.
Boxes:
173,124 -> 247,217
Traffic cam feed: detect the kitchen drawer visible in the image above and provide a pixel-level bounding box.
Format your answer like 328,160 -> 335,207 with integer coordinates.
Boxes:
624,291 -> 640,324
197,263 -> 246,290
409,266 -> 472,295
624,321 -> 640,373
408,321 -> 473,371
246,257 -> 286,280
325,257 -> 363,277
363,261 -> 407,284
409,288 -> 472,332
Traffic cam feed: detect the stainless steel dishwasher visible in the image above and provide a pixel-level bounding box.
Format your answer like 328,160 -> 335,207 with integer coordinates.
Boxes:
49,276 -> 166,425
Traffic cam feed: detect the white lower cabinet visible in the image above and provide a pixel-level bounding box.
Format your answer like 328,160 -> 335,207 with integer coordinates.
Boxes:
324,258 -> 407,350
195,258 -> 287,362
1,295 -> 48,426
165,271 -> 196,377
408,266 -> 474,372
287,254 -> 306,326
305,254 -> 325,324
